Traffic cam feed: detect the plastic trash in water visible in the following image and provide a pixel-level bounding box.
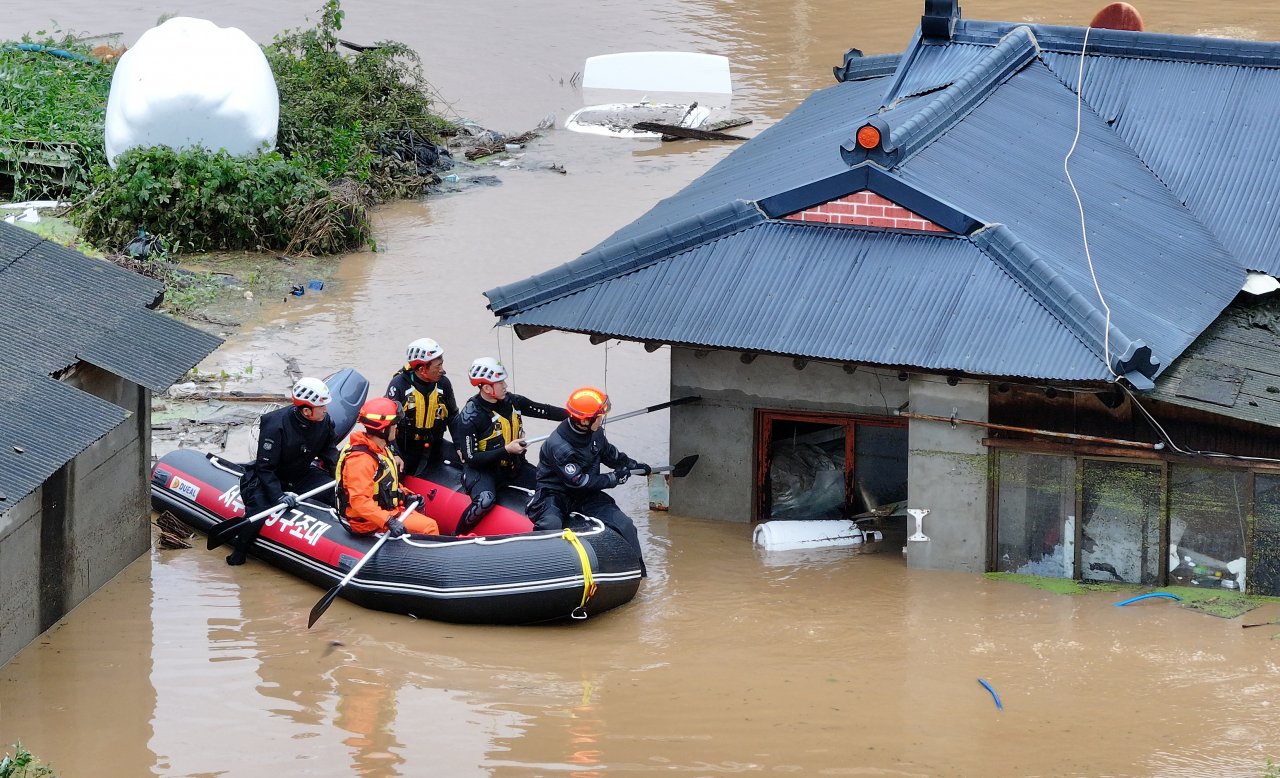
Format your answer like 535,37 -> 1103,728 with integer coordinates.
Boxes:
307,279 -> 324,291
442,174 -> 459,183
290,284 -> 305,297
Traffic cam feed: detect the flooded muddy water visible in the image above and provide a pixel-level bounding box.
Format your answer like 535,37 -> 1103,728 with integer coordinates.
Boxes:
6,1 -> 1280,775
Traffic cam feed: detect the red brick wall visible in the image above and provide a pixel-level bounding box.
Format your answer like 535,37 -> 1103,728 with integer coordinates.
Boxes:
783,190 -> 947,232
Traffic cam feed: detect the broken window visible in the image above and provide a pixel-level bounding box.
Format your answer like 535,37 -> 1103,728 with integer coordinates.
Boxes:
755,411 -> 906,521
1080,460 -> 1163,585
1168,465 -> 1248,590
995,451 -> 1076,578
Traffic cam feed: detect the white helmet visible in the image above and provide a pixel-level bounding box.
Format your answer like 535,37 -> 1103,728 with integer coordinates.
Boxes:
406,338 -> 444,367
468,357 -> 508,386
291,376 -> 332,407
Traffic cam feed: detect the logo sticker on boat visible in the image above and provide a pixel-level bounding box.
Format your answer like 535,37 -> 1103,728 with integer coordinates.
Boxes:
169,475 -> 200,501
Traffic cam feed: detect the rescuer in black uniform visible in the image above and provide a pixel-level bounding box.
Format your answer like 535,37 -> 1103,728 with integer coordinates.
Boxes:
226,376 -> 341,565
527,386 -> 650,575
385,337 -> 460,477
453,357 -> 568,535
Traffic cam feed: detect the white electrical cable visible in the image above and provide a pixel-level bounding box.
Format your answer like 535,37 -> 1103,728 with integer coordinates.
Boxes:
1064,25 -> 1119,380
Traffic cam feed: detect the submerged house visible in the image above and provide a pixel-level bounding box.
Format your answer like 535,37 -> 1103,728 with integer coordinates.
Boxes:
485,1 -> 1280,593
0,222 -> 220,666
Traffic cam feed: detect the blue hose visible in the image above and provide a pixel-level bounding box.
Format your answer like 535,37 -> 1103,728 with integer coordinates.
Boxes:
978,678 -> 1003,711
1114,592 -> 1183,607
3,43 -> 94,63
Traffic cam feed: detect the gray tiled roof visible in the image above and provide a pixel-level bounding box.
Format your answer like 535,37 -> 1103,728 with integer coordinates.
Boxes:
0,222 -> 222,507
487,11 -> 1276,391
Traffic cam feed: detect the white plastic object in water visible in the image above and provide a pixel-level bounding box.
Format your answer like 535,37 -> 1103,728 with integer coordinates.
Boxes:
582,52 -> 731,94
104,17 -> 279,166
564,102 -> 713,139
752,520 -> 882,551
907,508 -> 930,542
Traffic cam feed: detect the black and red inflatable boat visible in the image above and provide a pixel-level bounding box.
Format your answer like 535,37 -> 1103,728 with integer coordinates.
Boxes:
149,370 -> 642,624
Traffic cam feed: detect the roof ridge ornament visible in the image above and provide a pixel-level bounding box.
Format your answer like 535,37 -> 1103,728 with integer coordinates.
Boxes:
921,0 -> 962,42
844,26 -> 1040,169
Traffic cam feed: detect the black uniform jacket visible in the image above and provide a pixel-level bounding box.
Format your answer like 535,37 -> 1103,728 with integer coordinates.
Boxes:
240,405 -> 339,503
535,418 -> 637,495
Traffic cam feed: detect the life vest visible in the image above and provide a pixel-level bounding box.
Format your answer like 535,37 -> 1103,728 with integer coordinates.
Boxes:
335,442 -> 400,525
407,384 -> 446,433
475,407 -> 523,453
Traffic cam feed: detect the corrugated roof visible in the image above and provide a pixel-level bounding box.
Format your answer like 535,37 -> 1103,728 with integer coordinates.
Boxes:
1149,296 -> 1280,427
0,222 -> 222,507
1040,51 -> 1280,277
486,11 -> 1280,394
0,369 -> 129,506
894,59 -> 1241,378
501,221 -> 1109,380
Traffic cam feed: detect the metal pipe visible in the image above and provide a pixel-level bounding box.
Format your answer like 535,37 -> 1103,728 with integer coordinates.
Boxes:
895,410 -> 1165,450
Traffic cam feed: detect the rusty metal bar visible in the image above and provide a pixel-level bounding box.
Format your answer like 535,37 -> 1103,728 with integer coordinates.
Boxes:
895,410 -> 1164,450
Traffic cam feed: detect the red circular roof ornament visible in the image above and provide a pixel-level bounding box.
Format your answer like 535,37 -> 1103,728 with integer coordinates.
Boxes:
856,125 -> 881,150
1089,3 -> 1144,32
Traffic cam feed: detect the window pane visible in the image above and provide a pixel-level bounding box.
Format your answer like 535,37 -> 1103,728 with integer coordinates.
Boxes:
853,424 -> 907,514
1081,460 -> 1163,585
766,420 -> 846,519
995,451 -> 1076,578
1168,465 -> 1248,591
1249,474 -> 1280,596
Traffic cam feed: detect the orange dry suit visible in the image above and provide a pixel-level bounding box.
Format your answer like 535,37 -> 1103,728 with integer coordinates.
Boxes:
336,430 -> 439,535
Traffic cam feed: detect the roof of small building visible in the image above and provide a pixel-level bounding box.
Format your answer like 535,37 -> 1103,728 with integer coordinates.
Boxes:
0,223 -> 222,507
486,1 -> 1280,392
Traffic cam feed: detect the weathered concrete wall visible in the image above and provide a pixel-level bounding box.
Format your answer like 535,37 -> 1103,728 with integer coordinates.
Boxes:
668,348 -> 908,522
0,364 -> 150,667
905,377 -> 990,572
0,489 -> 42,664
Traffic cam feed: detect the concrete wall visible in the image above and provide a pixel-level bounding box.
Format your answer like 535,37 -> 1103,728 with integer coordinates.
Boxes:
905,376 -> 990,572
667,348 -> 992,573
668,347 -> 908,522
0,364 -> 150,667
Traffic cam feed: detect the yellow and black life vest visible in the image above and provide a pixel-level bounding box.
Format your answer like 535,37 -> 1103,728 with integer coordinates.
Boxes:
406,384 -> 447,433
335,442 -> 400,519
475,407 -> 524,453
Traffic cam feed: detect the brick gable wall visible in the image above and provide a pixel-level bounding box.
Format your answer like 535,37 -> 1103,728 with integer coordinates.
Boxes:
783,190 -> 948,232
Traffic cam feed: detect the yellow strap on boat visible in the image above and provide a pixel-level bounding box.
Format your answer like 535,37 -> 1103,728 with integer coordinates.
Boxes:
562,528 -> 597,618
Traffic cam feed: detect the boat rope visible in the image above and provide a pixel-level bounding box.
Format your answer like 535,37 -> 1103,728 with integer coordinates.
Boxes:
561,528 -> 598,619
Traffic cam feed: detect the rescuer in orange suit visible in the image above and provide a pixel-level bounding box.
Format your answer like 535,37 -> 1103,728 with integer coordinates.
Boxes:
335,397 -> 440,537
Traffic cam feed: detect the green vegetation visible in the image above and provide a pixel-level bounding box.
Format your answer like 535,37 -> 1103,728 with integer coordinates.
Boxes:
984,572 -> 1121,595
2,0 -> 453,257
0,36 -> 111,200
0,743 -> 58,778
1165,585 -> 1272,619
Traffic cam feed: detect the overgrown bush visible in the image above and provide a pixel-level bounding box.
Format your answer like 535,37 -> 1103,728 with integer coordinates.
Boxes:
0,36 -> 112,200
6,0 -> 451,255
76,147 -> 371,255
265,0 -> 452,202
0,743 -> 58,778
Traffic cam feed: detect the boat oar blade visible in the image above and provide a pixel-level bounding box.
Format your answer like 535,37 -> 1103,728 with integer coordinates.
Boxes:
308,585 -> 343,629
669,454 -> 699,478
207,517 -> 249,550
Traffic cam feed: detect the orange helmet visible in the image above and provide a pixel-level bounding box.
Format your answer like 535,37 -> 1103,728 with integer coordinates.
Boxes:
566,387 -> 610,421
358,397 -> 401,431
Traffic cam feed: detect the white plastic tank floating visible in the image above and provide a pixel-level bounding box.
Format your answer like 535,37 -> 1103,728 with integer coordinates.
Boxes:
752,520 -> 883,551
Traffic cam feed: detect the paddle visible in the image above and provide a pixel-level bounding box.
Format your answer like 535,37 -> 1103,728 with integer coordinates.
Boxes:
207,480 -> 336,550
643,454 -> 698,478
307,498 -> 422,629
524,396 -> 701,445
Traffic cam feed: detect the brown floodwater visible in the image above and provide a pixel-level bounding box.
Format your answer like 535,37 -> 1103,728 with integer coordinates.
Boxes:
6,1 -> 1280,775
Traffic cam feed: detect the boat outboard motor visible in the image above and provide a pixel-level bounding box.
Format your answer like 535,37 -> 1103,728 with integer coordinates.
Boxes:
324,367 -> 369,439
